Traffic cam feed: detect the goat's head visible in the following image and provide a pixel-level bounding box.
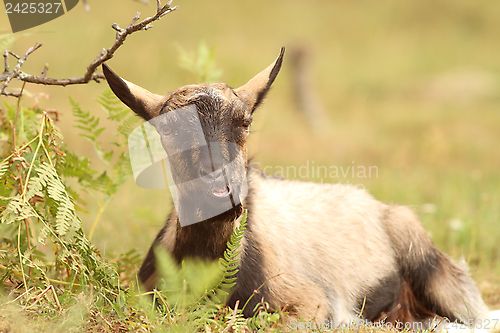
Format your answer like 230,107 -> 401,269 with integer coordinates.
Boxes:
102,48 -> 284,226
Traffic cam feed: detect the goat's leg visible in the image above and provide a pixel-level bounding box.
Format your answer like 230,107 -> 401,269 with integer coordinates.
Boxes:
382,206 -> 489,327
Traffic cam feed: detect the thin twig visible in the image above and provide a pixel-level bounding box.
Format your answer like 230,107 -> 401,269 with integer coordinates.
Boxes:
13,81 -> 26,148
0,263 -> 83,288
0,1 -> 177,97
17,225 -> 29,297
222,300 -> 240,333
153,289 -> 171,318
96,311 -> 113,329
24,285 -> 63,312
4,287 -> 35,306
241,273 -> 284,313
0,43 -> 42,97
3,50 -> 9,72
21,113 -> 46,201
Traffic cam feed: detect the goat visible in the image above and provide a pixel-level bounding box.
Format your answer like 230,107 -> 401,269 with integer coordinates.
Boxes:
102,48 -> 494,330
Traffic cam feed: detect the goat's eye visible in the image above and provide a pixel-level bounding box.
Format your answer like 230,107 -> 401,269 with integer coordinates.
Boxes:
241,120 -> 251,130
160,124 -> 172,135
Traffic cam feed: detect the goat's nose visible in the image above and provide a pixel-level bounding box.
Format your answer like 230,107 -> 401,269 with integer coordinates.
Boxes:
198,167 -> 224,182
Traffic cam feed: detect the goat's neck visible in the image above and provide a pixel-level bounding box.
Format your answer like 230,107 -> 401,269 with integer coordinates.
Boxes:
172,205 -> 243,263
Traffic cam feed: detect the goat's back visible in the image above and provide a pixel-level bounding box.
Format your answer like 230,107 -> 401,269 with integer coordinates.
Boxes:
234,171 -> 398,320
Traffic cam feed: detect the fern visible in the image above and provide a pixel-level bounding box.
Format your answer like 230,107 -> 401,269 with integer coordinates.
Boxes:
69,90 -> 139,240
0,195 -> 35,224
150,211 -> 248,331
97,89 -> 130,122
176,41 -> 223,83
98,89 -> 141,148
215,210 -> 247,298
23,163 -> 79,238
117,114 -> 141,139
70,96 -> 108,165
71,96 -> 106,142
0,109 -> 119,302
0,158 -> 9,179
56,150 -> 98,190
70,91 -> 135,189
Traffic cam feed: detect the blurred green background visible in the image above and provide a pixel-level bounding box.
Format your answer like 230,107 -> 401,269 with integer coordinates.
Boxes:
1,0 -> 500,304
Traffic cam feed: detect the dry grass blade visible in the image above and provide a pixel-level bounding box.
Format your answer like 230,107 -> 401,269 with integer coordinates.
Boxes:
24,285 -> 63,313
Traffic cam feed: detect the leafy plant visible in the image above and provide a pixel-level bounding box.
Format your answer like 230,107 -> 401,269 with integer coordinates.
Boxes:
0,104 -> 119,310
148,211 -> 249,332
177,41 -> 223,83
0,96 -> 260,330
69,90 -> 141,240
248,298 -> 285,332
0,40 -> 282,331
0,87 -> 143,323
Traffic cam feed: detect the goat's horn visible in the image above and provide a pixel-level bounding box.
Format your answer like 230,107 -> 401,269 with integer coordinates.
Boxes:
102,63 -> 164,120
234,47 -> 285,113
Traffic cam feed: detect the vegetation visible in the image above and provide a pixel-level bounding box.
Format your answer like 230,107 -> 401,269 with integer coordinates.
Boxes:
1,0 -> 500,331
0,84 -> 266,331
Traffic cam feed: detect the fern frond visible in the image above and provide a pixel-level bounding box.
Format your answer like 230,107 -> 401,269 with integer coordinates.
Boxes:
1,97 -> 122,312
176,41 -> 223,83
38,225 -> 50,244
25,166 -> 49,202
40,163 -> 79,237
0,195 -> 36,224
56,150 -> 97,186
98,89 -> 129,122
107,152 -> 132,196
153,219 -> 249,316
117,115 -> 141,138
70,97 -> 106,145
0,158 -> 9,179
26,162 -> 80,238
21,248 -> 49,285
213,210 -> 247,299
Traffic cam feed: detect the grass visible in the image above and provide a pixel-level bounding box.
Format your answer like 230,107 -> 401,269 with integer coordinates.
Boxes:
1,0 -> 500,331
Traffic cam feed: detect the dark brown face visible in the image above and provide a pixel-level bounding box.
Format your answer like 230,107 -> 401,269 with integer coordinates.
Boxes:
157,83 -> 252,162
102,47 -> 284,226
150,84 -> 251,225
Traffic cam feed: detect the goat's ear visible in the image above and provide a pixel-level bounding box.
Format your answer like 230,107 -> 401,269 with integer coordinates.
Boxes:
234,47 -> 285,113
102,64 -> 165,120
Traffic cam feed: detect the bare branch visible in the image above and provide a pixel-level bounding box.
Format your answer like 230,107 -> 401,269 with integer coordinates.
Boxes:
8,50 -> 21,60
1,43 -> 43,97
1,90 -> 22,97
1,1 -> 178,97
81,1 -> 177,84
40,63 -> 49,78
3,51 -> 9,73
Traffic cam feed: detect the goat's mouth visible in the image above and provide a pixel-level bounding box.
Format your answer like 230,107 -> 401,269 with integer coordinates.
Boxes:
211,184 -> 231,198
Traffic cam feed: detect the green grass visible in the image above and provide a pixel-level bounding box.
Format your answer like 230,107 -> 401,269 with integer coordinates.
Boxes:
1,0 -> 500,330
